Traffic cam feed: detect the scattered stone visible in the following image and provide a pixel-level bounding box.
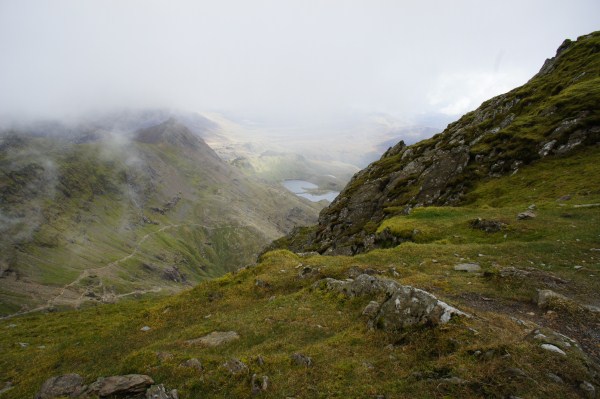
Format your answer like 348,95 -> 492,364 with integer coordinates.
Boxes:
454,263 -> 481,272
541,344 -> 566,356
146,384 -> 179,399
223,359 -> 249,375
505,368 -> 528,379
141,326 -> 151,332
18,342 -> 29,348
580,381 -> 596,399
517,210 -> 536,220
93,374 -> 155,397
35,374 -> 85,399
180,358 -> 202,372
298,266 -> 317,279
536,289 -> 569,308
162,266 -> 186,283
547,373 -> 563,384
362,301 -> 380,318
574,265 -> 584,270
255,355 -> 265,366
290,353 -> 313,367
7,324 -> 16,328
186,331 -> 240,347
469,218 -> 506,233
528,204 -> 537,210
251,374 -> 269,394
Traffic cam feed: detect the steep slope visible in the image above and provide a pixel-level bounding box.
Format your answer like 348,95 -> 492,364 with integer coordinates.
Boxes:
0,119 -> 320,316
1,148 -> 599,398
1,33 -> 600,399
278,32 -> 600,255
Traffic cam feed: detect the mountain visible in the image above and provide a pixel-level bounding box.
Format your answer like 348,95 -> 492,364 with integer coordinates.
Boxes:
275,31 -> 600,256
1,33 -> 600,399
0,119 -> 320,316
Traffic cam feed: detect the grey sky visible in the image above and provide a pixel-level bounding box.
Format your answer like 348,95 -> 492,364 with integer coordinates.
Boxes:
1,0 -> 599,126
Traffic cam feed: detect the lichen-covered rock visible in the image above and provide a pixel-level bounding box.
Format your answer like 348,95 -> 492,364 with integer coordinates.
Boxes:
375,285 -> 468,330
91,374 -> 154,397
145,384 -> 178,399
314,274 -> 468,330
291,353 -> 313,367
223,358 -> 249,375
36,374 -> 85,399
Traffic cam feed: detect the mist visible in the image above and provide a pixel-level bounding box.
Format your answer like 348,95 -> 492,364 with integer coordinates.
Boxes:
1,0 -> 599,132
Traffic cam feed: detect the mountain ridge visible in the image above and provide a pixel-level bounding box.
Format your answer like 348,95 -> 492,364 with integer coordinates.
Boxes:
275,31 -> 600,256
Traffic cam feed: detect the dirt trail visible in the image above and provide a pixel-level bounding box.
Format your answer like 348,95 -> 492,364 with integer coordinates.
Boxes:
1,222 -> 249,320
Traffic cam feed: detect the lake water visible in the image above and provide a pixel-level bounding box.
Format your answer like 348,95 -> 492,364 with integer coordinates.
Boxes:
282,179 -> 339,202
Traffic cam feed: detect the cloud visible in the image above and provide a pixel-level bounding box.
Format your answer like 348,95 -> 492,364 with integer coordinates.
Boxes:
0,0 -> 598,127
427,70 -> 530,116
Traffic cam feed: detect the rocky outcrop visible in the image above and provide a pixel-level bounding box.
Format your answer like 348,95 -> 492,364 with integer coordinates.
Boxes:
186,330 -> 240,347
281,32 -> 600,255
35,374 -> 170,399
313,274 -> 468,330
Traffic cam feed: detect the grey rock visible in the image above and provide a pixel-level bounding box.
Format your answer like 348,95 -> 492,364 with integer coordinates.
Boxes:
94,374 -> 154,397
469,218 -> 506,233
162,265 -> 186,283
223,358 -> 249,375
140,326 -> 151,332
517,210 -> 536,220
186,331 -> 239,347
536,289 -> 568,308
454,263 -> 481,272
36,374 -> 85,399
376,285 -> 469,330
251,374 -> 269,394
146,384 -> 178,399
547,373 -> 563,384
314,274 -> 468,331
180,358 -> 202,372
362,301 -> 381,318
541,344 -> 566,356
580,381 -> 596,399
291,353 -> 313,367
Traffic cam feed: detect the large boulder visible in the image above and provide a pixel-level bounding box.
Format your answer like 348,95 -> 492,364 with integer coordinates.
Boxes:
90,374 -> 154,397
314,274 -> 468,331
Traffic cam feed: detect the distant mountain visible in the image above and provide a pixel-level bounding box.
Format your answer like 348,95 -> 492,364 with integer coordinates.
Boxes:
0,119 -> 320,316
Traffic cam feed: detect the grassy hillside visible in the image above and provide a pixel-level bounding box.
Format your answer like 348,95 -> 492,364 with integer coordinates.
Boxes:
0,121 -> 320,316
1,144 -> 598,398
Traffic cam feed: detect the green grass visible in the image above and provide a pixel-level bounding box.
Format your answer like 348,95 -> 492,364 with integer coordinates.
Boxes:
1,144 -> 599,396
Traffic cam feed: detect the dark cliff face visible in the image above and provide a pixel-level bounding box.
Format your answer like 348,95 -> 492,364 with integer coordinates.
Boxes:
280,31 -> 600,256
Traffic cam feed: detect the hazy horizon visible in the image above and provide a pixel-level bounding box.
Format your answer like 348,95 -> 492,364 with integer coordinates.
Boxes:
1,0 -> 599,133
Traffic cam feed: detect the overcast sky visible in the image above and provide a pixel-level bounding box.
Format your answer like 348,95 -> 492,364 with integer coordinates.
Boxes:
0,0 -> 598,127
